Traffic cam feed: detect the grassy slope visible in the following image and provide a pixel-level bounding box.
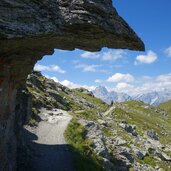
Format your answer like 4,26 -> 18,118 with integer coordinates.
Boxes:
107,100 -> 171,170
111,100 -> 171,145
159,99 -> 171,115
26,72 -> 108,124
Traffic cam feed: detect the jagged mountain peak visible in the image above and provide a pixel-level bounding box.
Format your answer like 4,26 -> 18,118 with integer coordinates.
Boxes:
94,86 -> 108,95
93,86 -> 132,104
135,90 -> 171,106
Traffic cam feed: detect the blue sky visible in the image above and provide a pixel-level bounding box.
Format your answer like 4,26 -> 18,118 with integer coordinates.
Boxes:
34,0 -> 171,95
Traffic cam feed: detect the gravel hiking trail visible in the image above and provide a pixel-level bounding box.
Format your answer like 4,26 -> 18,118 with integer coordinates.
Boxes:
24,108 -> 76,171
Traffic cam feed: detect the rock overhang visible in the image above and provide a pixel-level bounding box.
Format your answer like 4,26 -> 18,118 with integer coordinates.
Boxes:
0,0 -> 145,53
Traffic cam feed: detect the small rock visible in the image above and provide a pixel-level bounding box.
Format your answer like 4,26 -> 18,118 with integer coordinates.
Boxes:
115,137 -> 127,146
97,119 -> 108,127
161,152 -> 171,161
131,146 -> 146,159
119,122 -> 138,136
158,168 -> 165,171
146,129 -> 159,141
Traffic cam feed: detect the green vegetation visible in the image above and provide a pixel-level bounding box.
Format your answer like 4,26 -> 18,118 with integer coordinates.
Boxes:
27,71 -> 108,111
65,119 -> 105,171
28,118 -> 37,127
71,109 -> 100,121
111,100 -> 171,145
73,89 -> 108,111
136,155 -> 171,171
159,99 -> 171,115
105,100 -> 171,170
26,71 -> 108,124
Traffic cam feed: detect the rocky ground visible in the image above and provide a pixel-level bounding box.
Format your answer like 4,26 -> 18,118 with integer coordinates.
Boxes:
76,103 -> 171,171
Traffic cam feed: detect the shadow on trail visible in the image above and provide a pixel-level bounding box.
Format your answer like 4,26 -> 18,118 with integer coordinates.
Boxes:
16,128 -> 129,171
16,128 -> 76,171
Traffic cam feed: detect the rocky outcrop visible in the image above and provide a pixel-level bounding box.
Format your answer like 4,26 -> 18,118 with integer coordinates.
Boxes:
0,0 -> 144,170
79,119 -> 115,171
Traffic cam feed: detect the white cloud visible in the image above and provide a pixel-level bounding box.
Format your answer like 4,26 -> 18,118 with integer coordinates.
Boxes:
156,73 -> 171,82
34,64 -> 66,74
115,82 -> 134,92
112,73 -> 171,96
43,72 -> 171,97
95,79 -> 103,83
80,49 -> 126,61
44,75 -> 60,83
75,64 -> 100,72
60,80 -> 80,89
60,80 -> 95,91
107,73 -> 134,83
164,46 -> 171,57
81,52 -> 100,59
44,75 -> 95,91
82,85 -> 96,91
134,50 -> 157,65
102,50 -> 126,61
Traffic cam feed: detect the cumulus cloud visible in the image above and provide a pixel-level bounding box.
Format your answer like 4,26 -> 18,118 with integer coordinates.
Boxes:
60,80 -> 80,89
134,50 -> 157,65
44,75 -> 60,83
115,82 -> 134,91
60,80 -> 95,91
107,73 -> 134,83
102,50 -> 126,61
44,72 -> 171,97
112,73 -> 171,96
44,75 -> 95,91
81,52 -> 100,59
157,73 -> 171,82
95,79 -> 103,83
34,64 -> 66,74
164,46 -> 171,57
75,64 -> 99,72
74,64 -> 107,73
80,49 -> 126,61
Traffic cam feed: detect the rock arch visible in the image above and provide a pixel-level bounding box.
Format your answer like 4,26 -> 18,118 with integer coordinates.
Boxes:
0,0 -> 144,170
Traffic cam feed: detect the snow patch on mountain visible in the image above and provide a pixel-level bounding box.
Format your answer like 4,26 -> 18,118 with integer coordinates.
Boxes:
93,86 -> 132,104
93,86 -> 171,106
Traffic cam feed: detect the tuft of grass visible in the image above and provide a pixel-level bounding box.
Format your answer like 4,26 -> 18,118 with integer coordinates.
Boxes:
143,155 -> 156,168
71,109 -> 101,121
65,119 -> 105,171
28,118 -> 37,127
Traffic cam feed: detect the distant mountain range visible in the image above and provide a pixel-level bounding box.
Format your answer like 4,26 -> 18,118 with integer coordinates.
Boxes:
93,86 -> 171,106
134,90 -> 171,106
93,86 -> 132,105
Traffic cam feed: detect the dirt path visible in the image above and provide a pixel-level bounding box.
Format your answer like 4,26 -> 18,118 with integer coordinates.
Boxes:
103,106 -> 116,116
25,108 -> 76,171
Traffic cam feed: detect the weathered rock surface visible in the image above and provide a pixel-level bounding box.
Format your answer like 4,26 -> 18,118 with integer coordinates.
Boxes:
79,119 -> 115,171
146,129 -> 159,141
